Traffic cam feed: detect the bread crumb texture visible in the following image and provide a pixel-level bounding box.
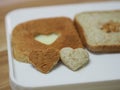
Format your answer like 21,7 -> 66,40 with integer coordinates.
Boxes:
76,11 -> 120,46
60,47 -> 89,71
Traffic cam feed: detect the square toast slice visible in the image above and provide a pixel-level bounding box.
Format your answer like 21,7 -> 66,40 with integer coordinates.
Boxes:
75,10 -> 120,53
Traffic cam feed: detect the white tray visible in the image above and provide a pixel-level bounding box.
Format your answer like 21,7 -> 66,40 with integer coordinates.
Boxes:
5,1 -> 120,90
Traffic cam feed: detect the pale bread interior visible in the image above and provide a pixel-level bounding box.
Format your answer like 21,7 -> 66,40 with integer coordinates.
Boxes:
75,11 -> 120,46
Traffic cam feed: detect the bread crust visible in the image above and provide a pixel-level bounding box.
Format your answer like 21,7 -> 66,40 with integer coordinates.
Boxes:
12,17 -> 83,62
74,12 -> 120,53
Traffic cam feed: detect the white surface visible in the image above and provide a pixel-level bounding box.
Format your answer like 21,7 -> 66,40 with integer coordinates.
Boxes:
35,33 -> 59,45
6,1 -> 120,90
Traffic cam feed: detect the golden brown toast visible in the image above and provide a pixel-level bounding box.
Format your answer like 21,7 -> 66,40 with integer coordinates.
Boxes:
12,17 -> 83,63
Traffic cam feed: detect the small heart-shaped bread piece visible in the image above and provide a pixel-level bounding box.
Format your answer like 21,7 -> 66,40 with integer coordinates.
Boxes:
29,48 -> 59,74
60,47 -> 89,71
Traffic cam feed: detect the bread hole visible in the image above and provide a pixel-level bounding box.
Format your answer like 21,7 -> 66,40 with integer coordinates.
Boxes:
34,33 -> 60,45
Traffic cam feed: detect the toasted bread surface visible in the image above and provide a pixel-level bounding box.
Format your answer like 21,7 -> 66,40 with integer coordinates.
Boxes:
29,47 -> 59,74
12,17 -> 83,62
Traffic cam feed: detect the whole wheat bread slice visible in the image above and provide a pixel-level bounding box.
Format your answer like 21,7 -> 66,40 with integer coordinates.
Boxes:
75,10 -> 120,53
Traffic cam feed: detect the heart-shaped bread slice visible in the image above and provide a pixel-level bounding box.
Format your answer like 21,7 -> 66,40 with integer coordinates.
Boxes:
29,48 -> 59,74
60,47 -> 89,71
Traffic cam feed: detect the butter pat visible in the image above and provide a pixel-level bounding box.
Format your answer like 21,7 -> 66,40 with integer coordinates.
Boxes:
35,33 -> 59,45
